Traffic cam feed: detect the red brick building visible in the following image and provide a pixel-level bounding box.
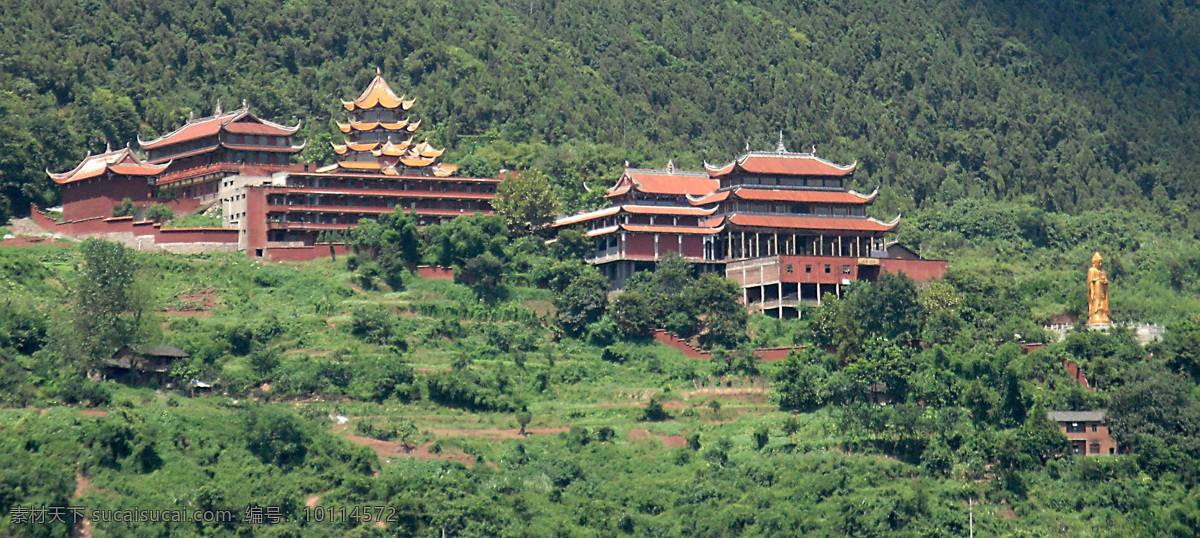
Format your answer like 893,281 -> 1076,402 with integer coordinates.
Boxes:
1047,410 -> 1117,456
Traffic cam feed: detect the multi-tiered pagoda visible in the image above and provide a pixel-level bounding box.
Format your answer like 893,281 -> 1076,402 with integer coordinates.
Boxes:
553,137 -> 946,316
242,70 -> 498,255
320,68 -> 457,178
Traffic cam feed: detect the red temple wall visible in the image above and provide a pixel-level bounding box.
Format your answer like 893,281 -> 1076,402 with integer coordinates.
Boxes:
680,235 -> 704,257
625,234 -> 654,257
881,258 -> 948,282
61,176 -> 154,221
263,243 -> 350,262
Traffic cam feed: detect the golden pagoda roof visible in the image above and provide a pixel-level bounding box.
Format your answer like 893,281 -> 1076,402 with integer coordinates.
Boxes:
406,119 -> 421,132
347,141 -> 379,152
432,164 -> 458,177
400,156 -> 437,167
379,119 -> 409,130
372,138 -> 413,157
343,69 -> 411,111
338,160 -> 383,171
413,140 -> 445,158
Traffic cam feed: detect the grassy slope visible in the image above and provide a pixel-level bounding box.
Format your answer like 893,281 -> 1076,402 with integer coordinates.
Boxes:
0,241 -> 1185,536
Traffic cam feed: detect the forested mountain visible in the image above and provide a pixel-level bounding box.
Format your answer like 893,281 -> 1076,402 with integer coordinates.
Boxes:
1,0 -> 1198,222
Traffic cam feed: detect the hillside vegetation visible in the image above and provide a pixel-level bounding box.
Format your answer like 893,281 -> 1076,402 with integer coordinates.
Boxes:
1,211 -> 1200,534
2,0 -> 1199,222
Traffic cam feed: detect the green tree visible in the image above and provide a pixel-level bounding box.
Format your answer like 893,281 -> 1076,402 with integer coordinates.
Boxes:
461,253 -> 507,303
72,239 -> 152,368
1163,314 -> 1200,382
609,291 -> 655,338
551,228 -> 592,260
491,168 -> 560,235
144,203 -> 173,222
75,88 -> 139,149
516,410 -> 532,435
773,349 -> 831,412
554,264 -> 608,337
692,273 -> 748,349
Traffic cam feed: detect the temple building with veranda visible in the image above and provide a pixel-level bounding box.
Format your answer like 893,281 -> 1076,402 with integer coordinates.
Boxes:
551,137 -> 947,317
39,70 -> 498,260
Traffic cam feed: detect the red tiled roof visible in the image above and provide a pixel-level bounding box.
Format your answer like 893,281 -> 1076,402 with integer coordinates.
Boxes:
223,120 -> 300,136
731,187 -> 877,204
625,170 -> 717,196
705,151 -> 856,178
727,214 -> 899,232
139,107 -> 300,150
48,147 -> 169,185
605,186 -> 632,198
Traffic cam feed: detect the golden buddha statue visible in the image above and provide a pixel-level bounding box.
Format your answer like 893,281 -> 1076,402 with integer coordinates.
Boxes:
1087,252 -> 1111,325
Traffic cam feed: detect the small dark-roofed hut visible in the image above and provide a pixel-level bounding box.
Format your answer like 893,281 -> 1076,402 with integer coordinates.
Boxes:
101,344 -> 189,386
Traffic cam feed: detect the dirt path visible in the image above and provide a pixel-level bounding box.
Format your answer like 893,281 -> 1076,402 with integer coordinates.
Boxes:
627,428 -> 687,449
6,217 -> 52,237
422,427 -> 569,439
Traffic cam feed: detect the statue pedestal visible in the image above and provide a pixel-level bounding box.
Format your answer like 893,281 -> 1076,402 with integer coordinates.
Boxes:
1086,323 -> 1114,331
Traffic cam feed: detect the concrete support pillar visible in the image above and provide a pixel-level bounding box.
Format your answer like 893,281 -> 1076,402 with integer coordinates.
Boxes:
817,283 -> 822,306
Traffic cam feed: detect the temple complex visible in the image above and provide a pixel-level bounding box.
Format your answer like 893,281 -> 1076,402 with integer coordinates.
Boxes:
41,70 -> 498,259
553,137 -> 947,316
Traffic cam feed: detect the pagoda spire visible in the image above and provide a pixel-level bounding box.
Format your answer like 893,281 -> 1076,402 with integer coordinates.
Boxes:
776,131 -> 787,153
214,99 -> 222,115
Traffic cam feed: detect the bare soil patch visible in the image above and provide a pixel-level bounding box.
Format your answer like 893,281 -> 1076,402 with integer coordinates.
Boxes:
423,426 -> 569,439
627,428 -> 688,449
0,236 -> 51,247
73,470 -> 93,500
79,410 -> 108,417
684,387 -> 768,400
344,434 -> 476,466
169,288 -> 219,315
